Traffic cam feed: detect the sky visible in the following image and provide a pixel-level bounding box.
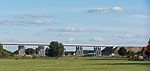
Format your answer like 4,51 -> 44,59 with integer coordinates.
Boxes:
0,0 -> 150,51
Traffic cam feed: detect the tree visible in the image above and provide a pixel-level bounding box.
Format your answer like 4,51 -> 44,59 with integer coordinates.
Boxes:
118,47 -> 126,56
25,48 -> 35,55
45,41 -> 64,58
145,39 -> 150,58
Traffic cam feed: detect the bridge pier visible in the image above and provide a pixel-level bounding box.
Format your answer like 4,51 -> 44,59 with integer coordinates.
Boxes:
0,44 -> 3,49
94,47 -> 101,57
76,46 -> 83,56
18,45 -> 25,55
37,45 -> 45,56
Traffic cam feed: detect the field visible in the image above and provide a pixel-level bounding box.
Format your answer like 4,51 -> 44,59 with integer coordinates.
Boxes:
0,57 -> 149,71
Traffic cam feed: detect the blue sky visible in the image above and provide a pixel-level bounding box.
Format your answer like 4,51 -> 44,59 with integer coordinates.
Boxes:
0,0 -> 149,51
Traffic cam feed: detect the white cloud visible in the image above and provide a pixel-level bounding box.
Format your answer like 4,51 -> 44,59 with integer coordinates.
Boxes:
113,34 -> 133,38
15,15 -> 52,19
64,27 -> 86,32
112,7 -> 124,13
67,37 -> 75,41
58,32 -> 66,36
88,6 -> 126,14
0,32 -> 13,35
0,37 -> 22,42
0,15 -> 55,26
131,14 -> 150,19
113,34 -> 149,38
89,36 -> 104,41
48,27 -> 87,32
48,27 -> 109,33
88,8 -> 110,13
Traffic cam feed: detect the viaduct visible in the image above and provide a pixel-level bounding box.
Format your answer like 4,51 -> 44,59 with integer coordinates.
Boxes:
1,43 -> 144,57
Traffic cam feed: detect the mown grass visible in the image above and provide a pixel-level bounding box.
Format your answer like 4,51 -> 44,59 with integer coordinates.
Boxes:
0,57 -> 149,71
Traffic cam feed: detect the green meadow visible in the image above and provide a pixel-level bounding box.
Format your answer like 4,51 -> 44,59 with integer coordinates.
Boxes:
0,57 -> 149,71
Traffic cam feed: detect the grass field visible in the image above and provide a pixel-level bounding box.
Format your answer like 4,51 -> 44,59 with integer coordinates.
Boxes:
0,57 -> 149,71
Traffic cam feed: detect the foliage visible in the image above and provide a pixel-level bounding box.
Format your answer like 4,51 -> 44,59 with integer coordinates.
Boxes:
13,50 -> 19,54
25,48 -> 35,55
0,43 -> 14,57
146,49 -> 150,58
127,51 -> 135,57
45,41 -> 64,58
118,47 -> 126,56
145,39 -> 150,57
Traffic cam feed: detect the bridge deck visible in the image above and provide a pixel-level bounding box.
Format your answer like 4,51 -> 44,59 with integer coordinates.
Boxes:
1,43 -> 144,47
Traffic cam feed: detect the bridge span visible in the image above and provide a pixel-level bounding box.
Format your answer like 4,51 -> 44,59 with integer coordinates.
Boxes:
1,43 -> 144,56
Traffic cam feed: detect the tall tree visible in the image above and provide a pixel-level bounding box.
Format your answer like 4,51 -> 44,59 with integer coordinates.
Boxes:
45,41 -> 64,58
118,47 -> 126,56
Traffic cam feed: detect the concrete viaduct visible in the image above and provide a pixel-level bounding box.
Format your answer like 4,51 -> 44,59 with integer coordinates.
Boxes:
1,43 -> 143,56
